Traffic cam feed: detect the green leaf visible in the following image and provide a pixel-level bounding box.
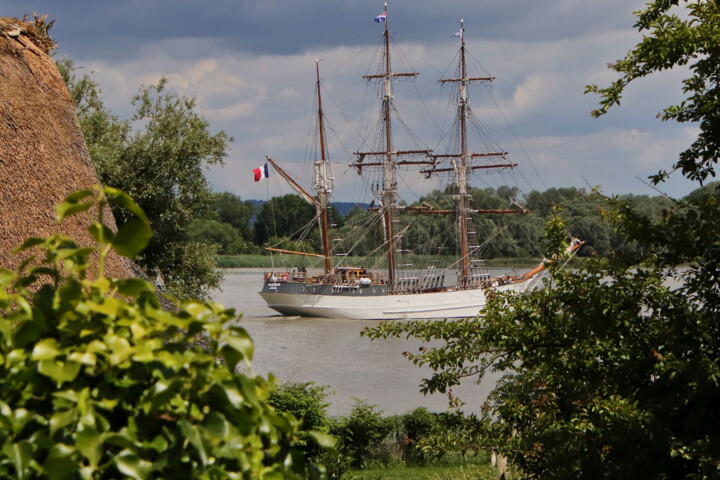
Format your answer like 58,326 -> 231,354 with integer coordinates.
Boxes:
220,344 -> 242,372
55,246 -> 94,262
112,217 -> 153,258
203,412 -> 229,440
262,471 -> 285,480
31,338 -> 61,360
0,268 -> 15,285
43,443 -> 78,480
219,381 -> 244,410
4,441 -> 33,480
115,278 -> 152,297
38,360 -> 81,385
63,189 -> 94,204
143,435 -> 168,453
13,319 -> 40,348
8,408 -> 33,436
13,237 -> 45,253
179,420 -> 208,466
50,409 -> 76,436
85,297 -> 121,317
76,426 -> 102,467
308,430 -> 336,449
114,449 -> 152,480
106,334 -> 133,365
67,351 -> 97,366
237,375 -> 260,409
104,188 -> 149,221
55,189 -> 93,221
224,327 -> 254,362
88,222 -> 115,245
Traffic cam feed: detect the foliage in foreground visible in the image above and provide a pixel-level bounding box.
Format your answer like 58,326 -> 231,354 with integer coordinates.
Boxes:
366,202 -> 720,478
0,187 -> 333,479
366,1 -> 720,477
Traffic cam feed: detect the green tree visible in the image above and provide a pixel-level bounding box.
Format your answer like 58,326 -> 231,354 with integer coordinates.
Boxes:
253,195 -> 317,248
58,61 -> 229,299
187,218 -> 249,255
366,2 -> 720,478
330,401 -> 395,469
57,59 -> 130,181
211,192 -> 255,242
0,187 -> 333,479
332,206 -> 383,257
400,191 -> 457,257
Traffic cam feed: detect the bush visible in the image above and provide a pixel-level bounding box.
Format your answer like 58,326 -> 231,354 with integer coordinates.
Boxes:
269,382 -> 331,461
398,407 -> 438,465
0,187 -> 333,479
433,412 -> 485,460
331,401 -> 397,469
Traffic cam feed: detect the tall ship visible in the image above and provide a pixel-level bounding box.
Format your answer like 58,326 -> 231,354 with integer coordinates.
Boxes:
258,5 -> 581,320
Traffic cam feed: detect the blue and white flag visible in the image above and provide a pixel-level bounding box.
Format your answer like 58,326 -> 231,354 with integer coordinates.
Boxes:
374,11 -> 387,23
453,29 -> 463,39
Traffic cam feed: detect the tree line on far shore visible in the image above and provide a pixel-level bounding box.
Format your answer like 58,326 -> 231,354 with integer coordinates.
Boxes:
191,184 -> 690,262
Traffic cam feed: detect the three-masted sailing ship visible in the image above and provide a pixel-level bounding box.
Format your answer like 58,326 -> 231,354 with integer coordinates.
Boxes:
258,5 -> 581,320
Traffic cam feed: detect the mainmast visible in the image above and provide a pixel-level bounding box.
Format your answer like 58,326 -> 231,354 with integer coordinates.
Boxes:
314,60 -> 333,273
351,3 -> 432,291
380,3 -> 396,290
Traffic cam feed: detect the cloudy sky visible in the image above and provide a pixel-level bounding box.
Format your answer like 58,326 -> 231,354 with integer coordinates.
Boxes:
2,0 -> 699,202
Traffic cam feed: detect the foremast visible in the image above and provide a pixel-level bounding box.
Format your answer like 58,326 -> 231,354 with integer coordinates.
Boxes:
265,61 -> 334,274
351,3 -> 433,292
314,60 -> 333,274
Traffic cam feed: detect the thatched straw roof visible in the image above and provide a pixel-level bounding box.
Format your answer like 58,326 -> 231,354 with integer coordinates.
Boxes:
0,17 -> 135,279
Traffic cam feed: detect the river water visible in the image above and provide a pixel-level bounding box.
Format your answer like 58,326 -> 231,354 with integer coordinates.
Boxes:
211,268 -> 503,417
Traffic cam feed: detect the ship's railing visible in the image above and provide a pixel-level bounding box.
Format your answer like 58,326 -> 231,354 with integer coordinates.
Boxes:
263,271 -> 334,284
333,269 -> 388,287
394,267 -> 445,293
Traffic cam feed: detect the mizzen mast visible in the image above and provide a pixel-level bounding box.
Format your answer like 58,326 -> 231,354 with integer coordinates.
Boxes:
433,20 -> 523,288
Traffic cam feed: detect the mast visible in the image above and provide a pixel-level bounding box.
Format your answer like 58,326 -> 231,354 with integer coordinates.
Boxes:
314,60 -> 333,273
435,20 -> 522,288
456,19 -> 472,289
266,62 -> 334,273
380,2 -> 397,291
351,3 -> 433,291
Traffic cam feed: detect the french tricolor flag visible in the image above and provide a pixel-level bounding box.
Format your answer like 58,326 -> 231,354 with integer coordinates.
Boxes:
253,163 -> 270,182
374,11 -> 386,22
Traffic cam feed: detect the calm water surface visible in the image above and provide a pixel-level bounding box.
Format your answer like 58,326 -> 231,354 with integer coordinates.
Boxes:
211,268 -> 503,417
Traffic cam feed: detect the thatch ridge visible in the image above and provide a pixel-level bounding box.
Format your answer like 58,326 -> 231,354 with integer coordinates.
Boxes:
0,17 -> 134,279
0,16 -> 55,53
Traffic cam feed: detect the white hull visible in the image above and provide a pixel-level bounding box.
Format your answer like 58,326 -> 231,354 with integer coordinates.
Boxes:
259,275 -> 542,320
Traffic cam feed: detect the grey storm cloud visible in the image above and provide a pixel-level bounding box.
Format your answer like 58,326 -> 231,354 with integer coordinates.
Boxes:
0,0 -> 699,200
1,0 -> 640,58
